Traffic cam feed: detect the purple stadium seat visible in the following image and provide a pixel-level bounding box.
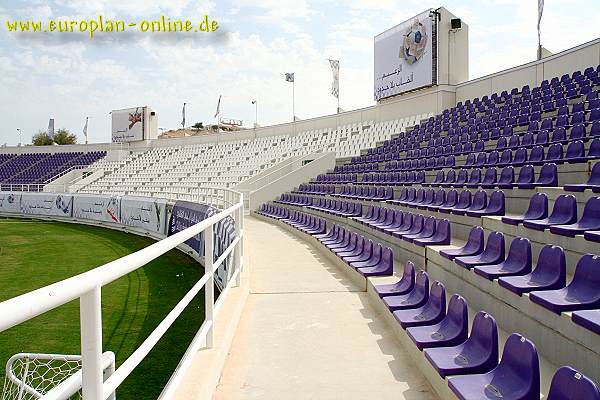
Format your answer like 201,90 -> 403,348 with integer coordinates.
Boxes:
530,253 -> 600,313
406,294 -> 468,350
413,219 -> 451,246
455,231 -> 505,269
474,237 -> 532,280
383,271 -> 429,311
453,190 -> 485,216
515,164 -> 535,185
450,190 -> 474,214
440,226 -> 484,260
518,163 -> 558,189
523,194 -> 577,231
464,169 -> 483,188
437,189 -> 462,213
547,366 -> 600,400
572,310 -> 600,335
350,243 -> 382,269
448,333 -> 540,400
451,169 -> 469,188
424,311 -> 498,378
496,166 -> 515,188
357,246 -> 393,277
479,167 -> 498,189
549,197 -> 600,237
502,192 -> 548,225
564,162 -> 600,192
374,261 -> 415,298
344,239 -> 373,264
466,190 -> 505,217
403,216 -> 436,242
563,140 -> 586,163
393,281 -> 446,328
498,244 -> 566,295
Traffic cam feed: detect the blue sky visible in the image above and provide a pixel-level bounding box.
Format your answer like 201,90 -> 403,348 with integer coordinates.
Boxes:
0,0 -> 599,145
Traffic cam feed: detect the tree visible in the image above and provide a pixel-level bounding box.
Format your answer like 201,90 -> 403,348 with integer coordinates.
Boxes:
53,128 -> 77,145
192,122 -> 204,130
32,131 -> 53,146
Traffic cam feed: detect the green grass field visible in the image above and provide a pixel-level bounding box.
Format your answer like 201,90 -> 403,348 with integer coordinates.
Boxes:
0,219 -> 205,399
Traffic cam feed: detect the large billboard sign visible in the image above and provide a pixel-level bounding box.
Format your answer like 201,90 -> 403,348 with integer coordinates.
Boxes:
374,10 -> 434,101
111,106 -> 145,142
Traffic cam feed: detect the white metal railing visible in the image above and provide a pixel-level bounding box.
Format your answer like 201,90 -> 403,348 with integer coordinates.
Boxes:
0,188 -> 244,400
43,165 -> 94,184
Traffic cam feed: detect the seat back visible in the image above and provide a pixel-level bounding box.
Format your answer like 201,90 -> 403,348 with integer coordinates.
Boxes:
548,194 -> 577,224
496,334 -> 540,398
547,366 -> 600,400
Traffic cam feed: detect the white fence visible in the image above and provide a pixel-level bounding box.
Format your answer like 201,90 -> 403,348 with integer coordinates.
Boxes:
0,188 -> 244,400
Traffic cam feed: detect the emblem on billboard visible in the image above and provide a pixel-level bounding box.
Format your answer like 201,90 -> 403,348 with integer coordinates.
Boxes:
401,18 -> 428,64
128,107 -> 142,129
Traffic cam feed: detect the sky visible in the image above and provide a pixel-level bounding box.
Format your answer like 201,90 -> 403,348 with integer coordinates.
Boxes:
0,0 -> 599,146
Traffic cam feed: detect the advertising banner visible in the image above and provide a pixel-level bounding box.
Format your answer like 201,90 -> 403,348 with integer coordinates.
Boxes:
111,106 -> 145,142
73,194 -> 121,223
168,200 -> 214,255
20,193 -> 73,217
120,196 -> 166,234
0,191 -> 21,213
374,9 -> 433,100
168,200 -> 235,289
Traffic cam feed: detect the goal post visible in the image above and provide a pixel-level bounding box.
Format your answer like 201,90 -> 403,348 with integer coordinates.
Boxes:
1,352 -> 115,400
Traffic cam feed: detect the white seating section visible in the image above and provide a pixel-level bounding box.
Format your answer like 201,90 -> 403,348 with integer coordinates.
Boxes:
78,114 -> 433,197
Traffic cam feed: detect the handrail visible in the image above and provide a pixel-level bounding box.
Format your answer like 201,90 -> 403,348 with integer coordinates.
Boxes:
0,188 -> 244,400
43,165 -> 92,184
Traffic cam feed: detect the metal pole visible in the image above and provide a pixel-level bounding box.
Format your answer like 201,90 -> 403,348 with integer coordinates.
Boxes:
80,286 -> 103,400
204,225 -> 214,348
292,80 -> 295,122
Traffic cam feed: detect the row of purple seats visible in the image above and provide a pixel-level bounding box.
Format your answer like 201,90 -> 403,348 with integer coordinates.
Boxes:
317,225 -> 394,277
503,193 -> 600,238
424,164 -> 557,189
374,266 -> 537,398
306,198 -> 362,218
350,206 -> 451,247
388,187 -> 506,217
378,137 -> 598,176
373,116 -> 600,165
274,193 -> 312,206
372,92 -> 600,159
463,142 -> 600,168
500,124 -> 600,150
363,171 -> 430,186
402,92 -> 598,141
373,260 -> 600,399
256,203 -> 290,220
292,183 -> 335,195
383,155 -> 456,170
443,227 -> 600,317
332,185 -> 393,201
333,163 -> 378,173
315,173 -> 358,184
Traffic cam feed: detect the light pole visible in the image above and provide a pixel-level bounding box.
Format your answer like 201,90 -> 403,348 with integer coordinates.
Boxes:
252,100 -> 258,128
16,128 -> 22,146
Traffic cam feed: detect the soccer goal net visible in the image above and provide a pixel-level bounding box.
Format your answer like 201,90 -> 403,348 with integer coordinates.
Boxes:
1,352 -> 115,400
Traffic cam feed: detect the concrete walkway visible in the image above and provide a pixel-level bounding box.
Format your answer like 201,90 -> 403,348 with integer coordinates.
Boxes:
213,217 -> 438,400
